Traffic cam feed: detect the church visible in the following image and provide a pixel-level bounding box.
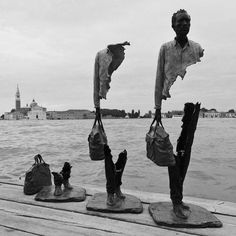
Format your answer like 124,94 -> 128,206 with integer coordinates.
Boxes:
27,99 -> 47,120
4,85 -> 47,120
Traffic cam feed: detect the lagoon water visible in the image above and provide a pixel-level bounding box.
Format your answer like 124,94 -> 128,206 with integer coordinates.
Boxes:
1,118 -> 235,203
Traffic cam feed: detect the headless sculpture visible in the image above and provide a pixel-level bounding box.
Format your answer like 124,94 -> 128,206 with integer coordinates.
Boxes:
52,162 -> 73,196
92,42 -> 130,206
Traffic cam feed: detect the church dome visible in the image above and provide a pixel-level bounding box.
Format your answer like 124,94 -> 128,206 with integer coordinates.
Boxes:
30,99 -> 38,108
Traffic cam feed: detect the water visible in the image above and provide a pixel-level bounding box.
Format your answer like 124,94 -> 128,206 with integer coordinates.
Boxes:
1,118 -> 236,203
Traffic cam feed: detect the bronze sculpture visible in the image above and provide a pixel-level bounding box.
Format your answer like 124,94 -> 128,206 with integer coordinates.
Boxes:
153,9 -> 204,219
35,162 -> 86,202
104,144 -> 127,205
52,162 -> 73,196
149,9 -> 222,227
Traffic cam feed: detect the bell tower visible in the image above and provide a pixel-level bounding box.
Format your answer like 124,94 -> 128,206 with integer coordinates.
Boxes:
15,84 -> 21,110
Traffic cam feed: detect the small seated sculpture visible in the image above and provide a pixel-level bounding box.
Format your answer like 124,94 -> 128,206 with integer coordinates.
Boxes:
52,162 -> 73,196
104,144 -> 127,206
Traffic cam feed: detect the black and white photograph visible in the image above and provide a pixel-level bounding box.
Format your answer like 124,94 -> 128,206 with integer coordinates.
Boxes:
0,0 -> 236,235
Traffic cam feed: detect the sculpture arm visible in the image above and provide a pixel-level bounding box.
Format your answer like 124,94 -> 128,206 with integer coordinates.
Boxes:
93,53 -> 100,108
95,107 -> 101,120
154,45 -> 165,110
154,108 -> 162,123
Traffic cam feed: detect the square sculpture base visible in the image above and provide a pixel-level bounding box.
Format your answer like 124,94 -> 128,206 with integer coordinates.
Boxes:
35,185 -> 86,202
86,192 -> 143,213
149,202 -> 223,228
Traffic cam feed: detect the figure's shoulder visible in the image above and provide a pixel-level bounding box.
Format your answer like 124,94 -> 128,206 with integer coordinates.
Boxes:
188,39 -> 204,57
188,40 -> 204,57
188,39 -> 203,49
160,40 -> 175,50
162,40 -> 175,47
97,48 -> 107,56
95,48 -> 109,61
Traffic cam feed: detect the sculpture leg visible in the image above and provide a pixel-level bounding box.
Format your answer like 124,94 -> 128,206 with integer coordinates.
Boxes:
168,156 -> 189,218
52,172 -> 63,196
61,162 -> 73,190
180,103 -> 201,182
115,150 -> 127,199
168,103 -> 196,218
168,155 -> 183,203
104,144 -> 116,206
176,103 -> 195,154
180,103 -> 201,210
177,103 -> 196,202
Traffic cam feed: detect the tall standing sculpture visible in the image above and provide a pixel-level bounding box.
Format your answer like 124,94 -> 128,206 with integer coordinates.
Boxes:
87,42 -> 143,213
93,41 -> 131,206
154,9 -> 204,219
149,9 -> 222,227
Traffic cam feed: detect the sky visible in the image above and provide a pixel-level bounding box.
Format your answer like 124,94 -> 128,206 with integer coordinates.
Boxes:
0,0 -> 236,115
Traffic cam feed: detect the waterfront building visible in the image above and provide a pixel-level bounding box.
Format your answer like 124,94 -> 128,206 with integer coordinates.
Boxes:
15,84 -> 21,111
27,99 -> 47,120
142,110 -> 152,118
220,111 -> 236,118
203,109 -> 220,118
225,112 -> 236,118
4,85 -> 29,120
46,109 -> 95,120
4,86 -> 46,120
171,110 -> 184,118
4,110 -> 24,120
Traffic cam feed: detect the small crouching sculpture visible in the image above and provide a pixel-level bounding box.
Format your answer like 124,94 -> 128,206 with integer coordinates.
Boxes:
52,162 -> 73,196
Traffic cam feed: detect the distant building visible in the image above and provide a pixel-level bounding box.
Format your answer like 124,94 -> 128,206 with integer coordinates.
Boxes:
221,111 -> 236,118
4,110 -> 24,120
127,109 -> 140,118
142,110 -> 152,118
3,85 -> 97,120
15,84 -> 21,111
46,109 -> 95,120
27,99 -> 47,120
225,112 -> 236,118
4,86 -> 46,120
171,110 -> 184,118
203,109 -> 220,118
162,111 -> 173,118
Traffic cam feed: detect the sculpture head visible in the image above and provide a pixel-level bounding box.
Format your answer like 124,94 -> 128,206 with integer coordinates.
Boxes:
172,9 -> 191,38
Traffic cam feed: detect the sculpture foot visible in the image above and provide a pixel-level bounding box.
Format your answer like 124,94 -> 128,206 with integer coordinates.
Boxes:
107,193 -> 116,206
115,187 -> 126,199
52,172 -> 63,196
60,162 -> 73,189
63,180 -> 73,190
54,186 -> 63,196
181,202 -> 190,210
173,204 -> 189,219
